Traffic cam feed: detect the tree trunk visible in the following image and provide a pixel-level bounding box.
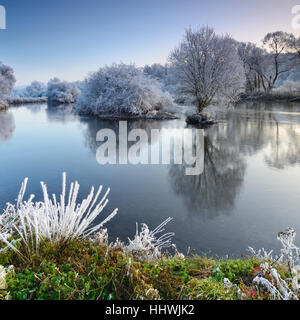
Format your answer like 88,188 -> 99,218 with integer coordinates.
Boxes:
197,100 -> 208,113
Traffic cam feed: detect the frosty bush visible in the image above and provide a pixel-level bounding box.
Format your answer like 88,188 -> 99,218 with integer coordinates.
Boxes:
47,78 -> 80,105
76,63 -> 173,116
25,81 -> 47,98
0,62 -> 16,106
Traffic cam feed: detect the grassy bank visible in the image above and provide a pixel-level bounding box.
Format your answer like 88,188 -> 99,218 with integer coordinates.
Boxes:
0,238 -> 293,300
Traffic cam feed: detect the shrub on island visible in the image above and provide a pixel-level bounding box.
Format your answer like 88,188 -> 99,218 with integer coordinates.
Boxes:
76,63 -> 173,117
47,78 -> 80,105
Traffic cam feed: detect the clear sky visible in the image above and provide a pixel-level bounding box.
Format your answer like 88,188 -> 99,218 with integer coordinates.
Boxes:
1,0 -> 300,85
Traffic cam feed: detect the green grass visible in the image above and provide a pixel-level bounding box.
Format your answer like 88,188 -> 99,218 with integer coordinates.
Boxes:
0,238 -> 292,300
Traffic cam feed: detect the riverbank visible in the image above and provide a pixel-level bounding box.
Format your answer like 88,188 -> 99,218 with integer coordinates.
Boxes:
7,97 -> 47,105
78,110 -> 179,120
0,237 -> 295,300
240,92 -> 300,103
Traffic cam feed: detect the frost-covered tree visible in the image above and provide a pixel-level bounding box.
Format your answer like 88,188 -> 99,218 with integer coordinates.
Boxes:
285,34 -> 300,59
47,78 -> 80,105
238,42 -> 266,93
76,63 -> 173,116
258,31 -> 297,92
143,64 -> 168,81
238,33 -> 298,94
25,81 -> 47,97
0,62 -> 16,105
169,26 -> 245,113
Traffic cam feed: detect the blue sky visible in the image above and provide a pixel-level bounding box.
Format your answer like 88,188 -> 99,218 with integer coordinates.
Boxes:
1,0 -> 300,85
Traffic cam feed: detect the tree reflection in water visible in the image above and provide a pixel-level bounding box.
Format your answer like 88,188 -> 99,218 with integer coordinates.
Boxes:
264,108 -> 300,169
0,111 -> 15,146
169,102 -> 300,219
229,102 -> 300,169
169,133 -> 246,219
78,102 -> 300,222
82,117 -> 185,159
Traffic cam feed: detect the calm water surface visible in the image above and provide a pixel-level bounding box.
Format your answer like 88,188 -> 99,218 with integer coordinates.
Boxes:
1,102 -> 300,257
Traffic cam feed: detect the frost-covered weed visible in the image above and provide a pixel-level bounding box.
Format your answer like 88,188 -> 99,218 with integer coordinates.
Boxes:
91,228 -> 109,246
0,265 -> 14,290
124,217 -> 175,262
0,173 -> 118,255
252,262 -> 297,300
90,217 -> 177,262
248,227 -> 300,300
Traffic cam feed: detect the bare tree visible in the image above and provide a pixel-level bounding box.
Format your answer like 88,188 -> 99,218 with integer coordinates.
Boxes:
285,34 -> 300,59
169,26 -> 245,113
259,32 -> 296,92
238,32 -> 298,94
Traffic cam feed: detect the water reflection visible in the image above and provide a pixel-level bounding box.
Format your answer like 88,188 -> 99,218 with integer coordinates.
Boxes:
221,109 -> 274,156
218,102 -> 300,169
1,102 -> 300,256
0,111 -> 15,145
169,133 -> 246,218
45,104 -> 76,122
81,102 -> 300,221
82,117 -> 185,156
264,112 -> 300,169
